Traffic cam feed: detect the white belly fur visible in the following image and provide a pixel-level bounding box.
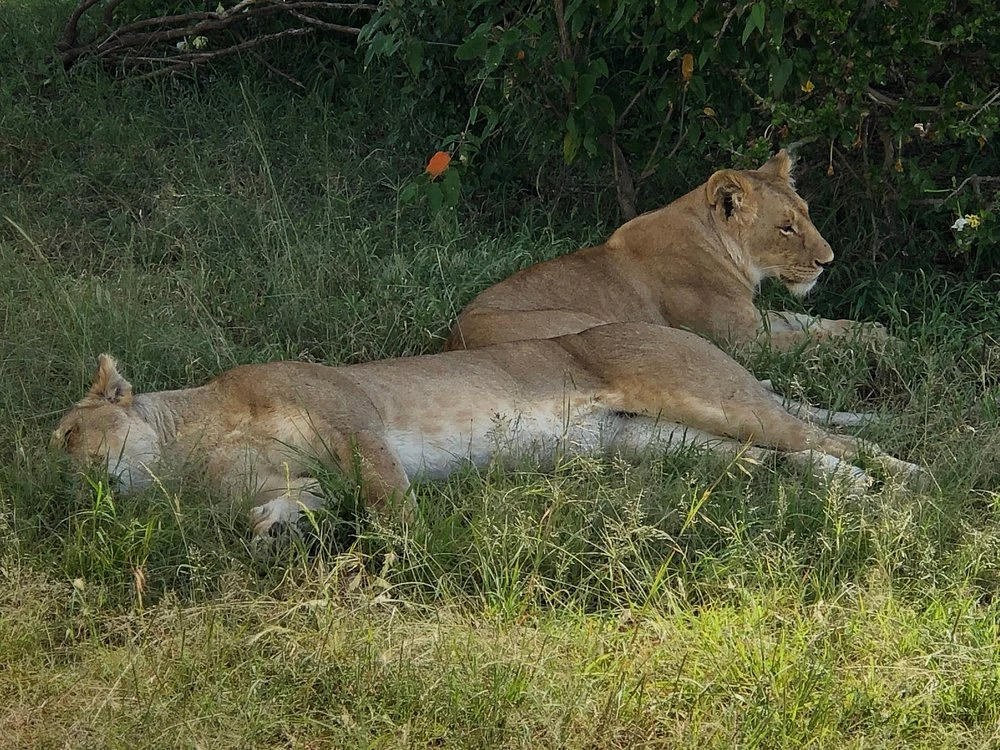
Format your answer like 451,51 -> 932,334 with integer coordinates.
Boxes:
383,402 -> 703,480
384,401 -> 610,479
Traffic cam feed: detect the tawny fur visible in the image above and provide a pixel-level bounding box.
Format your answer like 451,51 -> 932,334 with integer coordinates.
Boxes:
53,323 -> 921,546
446,151 -> 887,352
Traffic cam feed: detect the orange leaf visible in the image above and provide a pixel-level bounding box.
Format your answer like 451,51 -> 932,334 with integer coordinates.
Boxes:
681,53 -> 694,82
425,151 -> 452,180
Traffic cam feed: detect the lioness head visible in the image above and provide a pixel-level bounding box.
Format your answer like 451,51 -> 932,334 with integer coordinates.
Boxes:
52,355 -> 159,492
706,150 -> 833,296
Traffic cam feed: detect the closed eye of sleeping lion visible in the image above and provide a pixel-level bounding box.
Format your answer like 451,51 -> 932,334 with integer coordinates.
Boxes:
53,323 -> 921,550
446,151 -> 888,353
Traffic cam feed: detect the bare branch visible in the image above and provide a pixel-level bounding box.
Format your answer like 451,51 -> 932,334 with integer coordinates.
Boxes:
102,0 -> 127,28
288,10 -> 362,36
59,0 -> 102,52
57,0 -> 374,74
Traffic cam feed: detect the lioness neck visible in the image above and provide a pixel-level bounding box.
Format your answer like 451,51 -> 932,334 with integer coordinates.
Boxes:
608,191 -> 759,296
131,384 -> 218,446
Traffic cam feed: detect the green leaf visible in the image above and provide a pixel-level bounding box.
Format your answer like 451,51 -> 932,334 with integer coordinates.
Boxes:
566,111 -> 579,139
771,57 -> 794,94
400,182 -> 420,204
484,42 -> 504,71
499,29 -> 521,46
404,41 -> 423,76
742,3 -> 766,45
563,129 -> 580,164
576,73 -> 597,106
426,181 -> 443,212
440,168 -> 461,208
689,75 -> 707,102
456,24 -> 490,61
554,59 -> 576,88
769,5 -> 785,46
687,118 -> 703,146
590,94 -> 616,127
677,0 -> 698,28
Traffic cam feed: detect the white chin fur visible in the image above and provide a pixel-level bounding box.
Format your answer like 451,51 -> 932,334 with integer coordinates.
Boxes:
107,457 -> 155,493
786,279 -> 818,297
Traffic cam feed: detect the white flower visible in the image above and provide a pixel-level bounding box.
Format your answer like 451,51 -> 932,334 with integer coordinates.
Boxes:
952,216 -> 969,231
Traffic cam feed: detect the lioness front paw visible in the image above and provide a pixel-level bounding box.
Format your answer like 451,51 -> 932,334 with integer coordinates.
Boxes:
831,319 -> 900,350
250,497 -> 302,538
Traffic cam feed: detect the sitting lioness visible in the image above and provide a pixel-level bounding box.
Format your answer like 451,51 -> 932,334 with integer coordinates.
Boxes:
446,151 -> 885,352
53,323 -> 920,545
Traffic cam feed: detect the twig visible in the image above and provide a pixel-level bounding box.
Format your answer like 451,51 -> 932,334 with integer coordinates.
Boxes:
910,175 -> 1000,206
866,86 -> 940,112
970,88 -> 1000,122
714,4 -> 741,45
638,101 -> 674,181
664,89 -> 688,162
616,68 -> 670,129
252,51 -> 306,89
133,28 -> 316,78
611,138 -> 638,220
287,10 -> 362,36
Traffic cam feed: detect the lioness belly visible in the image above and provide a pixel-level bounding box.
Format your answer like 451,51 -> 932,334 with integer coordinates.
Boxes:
384,402 -> 617,479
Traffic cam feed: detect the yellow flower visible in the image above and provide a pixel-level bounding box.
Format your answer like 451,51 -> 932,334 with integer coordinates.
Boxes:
801,79 -> 815,93
966,214 -> 982,229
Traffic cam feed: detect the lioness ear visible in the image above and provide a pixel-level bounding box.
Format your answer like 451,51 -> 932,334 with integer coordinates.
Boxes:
757,149 -> 794,183
88,354 -> 133,406
706,169 -> 754,220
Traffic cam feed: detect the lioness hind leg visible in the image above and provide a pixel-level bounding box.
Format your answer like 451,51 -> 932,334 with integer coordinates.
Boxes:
609,416 -> 874,495
757,379 -> 877,428
782,450 -> 873,496
623,380 -> 924,489
447,309 -> 609,350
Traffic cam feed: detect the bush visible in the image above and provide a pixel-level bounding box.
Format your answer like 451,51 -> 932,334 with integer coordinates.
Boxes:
360,0 -> 1000,272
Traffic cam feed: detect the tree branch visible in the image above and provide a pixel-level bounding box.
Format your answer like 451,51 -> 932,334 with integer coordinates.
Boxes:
58,0 -> 374,73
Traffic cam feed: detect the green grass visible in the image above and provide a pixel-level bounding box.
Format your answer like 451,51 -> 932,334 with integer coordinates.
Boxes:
5,6 -> 1000,747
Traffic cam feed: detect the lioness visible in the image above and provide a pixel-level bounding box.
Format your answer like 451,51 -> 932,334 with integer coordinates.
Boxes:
53,323 -> 920,545
446,151 -> 885,352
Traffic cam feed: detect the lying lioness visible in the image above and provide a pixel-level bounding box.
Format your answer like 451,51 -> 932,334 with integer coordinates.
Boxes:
53,323 -> 920,544
447,151 -> 886,352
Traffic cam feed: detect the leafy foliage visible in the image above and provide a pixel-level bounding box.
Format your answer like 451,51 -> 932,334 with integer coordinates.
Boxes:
360,0 -> 1000,269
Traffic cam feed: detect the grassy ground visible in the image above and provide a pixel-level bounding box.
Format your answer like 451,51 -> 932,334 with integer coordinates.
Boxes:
5,5 -> 1000,747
